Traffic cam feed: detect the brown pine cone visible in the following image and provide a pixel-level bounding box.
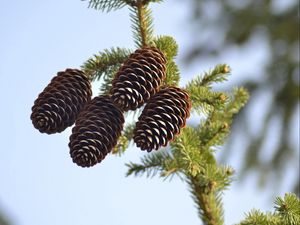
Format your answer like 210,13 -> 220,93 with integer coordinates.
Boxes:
30,69 -> 92,134
133,86 -> 191,152
111,46 -> 166,111
69,96 -> 124,167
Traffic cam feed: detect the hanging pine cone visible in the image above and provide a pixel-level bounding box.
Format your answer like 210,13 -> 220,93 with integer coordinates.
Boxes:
69,96 -> 124,167
30,69 -> 92,134
133,86 -> 191,152
111,46 -> 166,111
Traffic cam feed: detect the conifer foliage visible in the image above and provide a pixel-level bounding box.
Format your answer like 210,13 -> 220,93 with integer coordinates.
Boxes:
30,0 -> 300,224
238,193 -> 300,225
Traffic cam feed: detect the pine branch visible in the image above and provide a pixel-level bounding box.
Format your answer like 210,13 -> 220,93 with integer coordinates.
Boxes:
151,36 -> 180,85
164,60 -> 180,86
84,0 -> 129,12
171,126 -> 203,176
274,193 -> 300,225
237,193 -> 300,225
185,64 -> 231,113
140,0 -> 164,4
130,3 -> 154,47
223,87 -> 249,117
151,36 -> 178,59
188,166 -> 233,225
188,174 -> 224,225
84,0 -> 164,12
189,64 -> 230,88
126,151 -> 181,179
182,131 -> 234,225
198,120 -> 229,148
82,47 -> 131,80
205,165 -> 234,192
195,87 -> 248,149
186,85 -> 226,114
81,47 -> 131,93
112,122 -> 135,155
172,127 -> 234,225
209,87 -> 249,123
238,210 -> 281,225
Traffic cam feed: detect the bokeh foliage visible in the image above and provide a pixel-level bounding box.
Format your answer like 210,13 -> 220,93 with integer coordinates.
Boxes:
0,211 -> 10,225
182,0 -> 299,194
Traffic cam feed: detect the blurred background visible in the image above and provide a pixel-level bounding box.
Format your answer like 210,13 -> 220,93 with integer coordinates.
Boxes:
0,0 -> 299,224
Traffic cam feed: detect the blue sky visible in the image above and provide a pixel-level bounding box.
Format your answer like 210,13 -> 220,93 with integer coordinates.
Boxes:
0,1 -> 297,225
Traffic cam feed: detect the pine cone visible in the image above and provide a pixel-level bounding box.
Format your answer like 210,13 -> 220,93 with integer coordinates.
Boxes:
30,69 -> 92,134
111,47 -> 166,111
69,96 -> 124,167
133,86 -> 191,152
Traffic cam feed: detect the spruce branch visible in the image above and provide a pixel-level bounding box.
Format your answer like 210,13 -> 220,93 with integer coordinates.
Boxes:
182,128 -> 233,225
204,165 -> 234,192
163,60 -> 180,86
274,193 -> 300,225
189,64 -> 230,88
171,126 -> 203,176
84,0 -> 128,12
237,193 -> 300,225
84,0 -> 164,12
81,47 -> 131,94
112,122 -> 135,155
82,47 -> 131,80
151,36 -> 178,59
140,0 -> 164,4
195,87 -> 248,148
130,3 -> 154,47
225,87 -> 249,116
151,36 -> 180,85
185,64 -> 231,114
188,174 -> 224,225
186,85 -> 226,114
209,87 -> 249,123
126,151 -> 181,179
238,210 -> 281,225
137,3 -> 148,46
198,120 -> 229,148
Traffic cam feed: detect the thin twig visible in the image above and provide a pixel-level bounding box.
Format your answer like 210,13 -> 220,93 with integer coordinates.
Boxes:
189,175 -> 222,225
137,2 -> 147,46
